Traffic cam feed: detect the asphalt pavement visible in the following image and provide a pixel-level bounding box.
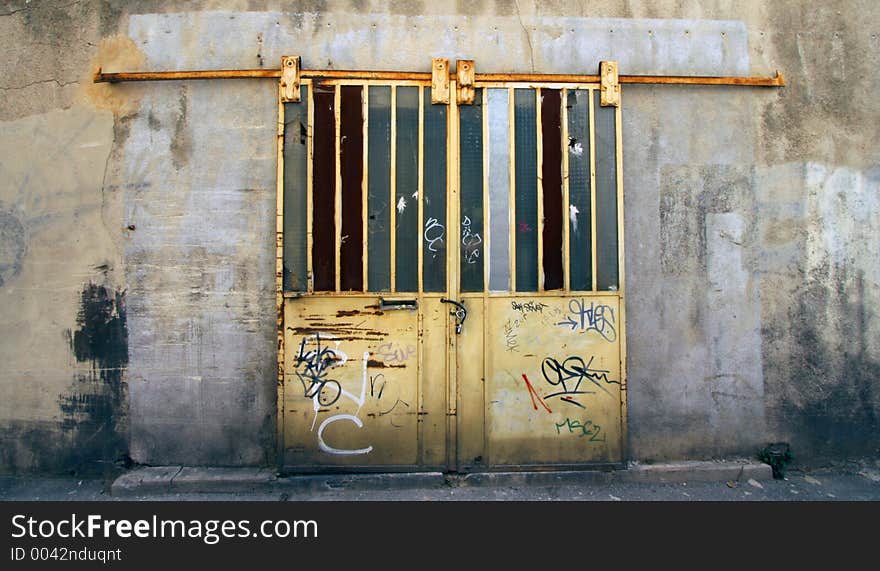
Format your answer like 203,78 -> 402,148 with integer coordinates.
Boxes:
2,459 -> 878,502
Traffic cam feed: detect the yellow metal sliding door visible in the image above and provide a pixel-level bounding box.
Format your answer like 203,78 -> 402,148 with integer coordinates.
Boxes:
279,76 -> 626,473
455,84 -> 626,471
279,81 -> 451,471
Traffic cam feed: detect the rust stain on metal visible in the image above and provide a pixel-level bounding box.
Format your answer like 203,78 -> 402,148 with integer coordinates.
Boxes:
96,67 -> 785,88
600,61 -> 620,107
366,359 -> 406,369
457,60 -> 475,105
280,55 -> 301,102
432,58 -> 450,104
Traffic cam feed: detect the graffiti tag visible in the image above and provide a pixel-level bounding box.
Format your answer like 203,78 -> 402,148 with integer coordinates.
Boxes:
461,215 -> 482,264
296,333 -> 372,455
375,342 -> 416,364
555,418 -> 606,441
511,300 -> 549,315
424,217 -> 445,259
503,318 -> 521,353
556,299 -> 617,341
294,333 -> 347,406
541,355 -> 621,404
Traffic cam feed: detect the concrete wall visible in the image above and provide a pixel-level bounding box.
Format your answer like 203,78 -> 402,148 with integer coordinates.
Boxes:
1,0 -> 877,473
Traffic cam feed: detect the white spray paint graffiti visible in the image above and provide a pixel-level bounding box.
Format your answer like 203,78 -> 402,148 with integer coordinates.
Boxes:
569,204 -> 580,234
397,196 -> 407,213
424,217 -> 445,258
314,351 -> 372,455
461,215 -> 482,264
294,333 -> 373,455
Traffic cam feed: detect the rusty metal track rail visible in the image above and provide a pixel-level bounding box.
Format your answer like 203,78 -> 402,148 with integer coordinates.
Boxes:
93,68 -> 785,87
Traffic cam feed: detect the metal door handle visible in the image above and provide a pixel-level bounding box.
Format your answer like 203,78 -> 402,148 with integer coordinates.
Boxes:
440,298 -> 467,334
380,297 -> 418,310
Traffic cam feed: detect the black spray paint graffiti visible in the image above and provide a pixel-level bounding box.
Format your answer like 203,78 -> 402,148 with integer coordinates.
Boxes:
461,215 -> 482,264
556,299 -> 617,341
295,334 -> 372,455
511,300 -> 549,315
424,217 -> 445,259
369,373 -> 410,426
541,355 -> 621,406
294,333 -> 347,407
555,418 -> 606,441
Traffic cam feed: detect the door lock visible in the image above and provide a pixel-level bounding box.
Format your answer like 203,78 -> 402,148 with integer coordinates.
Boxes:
440,298 -> 467,334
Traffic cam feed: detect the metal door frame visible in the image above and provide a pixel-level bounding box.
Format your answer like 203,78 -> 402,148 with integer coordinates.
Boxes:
276,71 -> 627,473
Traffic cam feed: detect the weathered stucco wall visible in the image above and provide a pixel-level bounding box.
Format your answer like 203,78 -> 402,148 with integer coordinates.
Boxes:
1,0 -> 877,473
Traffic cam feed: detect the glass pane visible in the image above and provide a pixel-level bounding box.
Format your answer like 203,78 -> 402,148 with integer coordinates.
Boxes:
422,87 -> 447,293
340,85 -> 364,291
541,88 -> 563,290
282,87 -> 308,291
594,90 -> 619,291
487,89 -> 510,292
459,88 -> 484,293
567,89 -> 592,291
367,86 -> 392,292
514,89 -> 538,292
395,87 -> 419,293
312,85 -> 336,291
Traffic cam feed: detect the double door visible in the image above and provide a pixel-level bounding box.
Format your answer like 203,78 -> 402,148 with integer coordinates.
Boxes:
279,77 -> 625,472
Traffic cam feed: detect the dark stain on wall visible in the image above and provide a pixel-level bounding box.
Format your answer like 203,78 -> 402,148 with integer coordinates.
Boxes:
2,282 -> 132,474
391,0 -> 426,16
493,0 -> 516,17
170,86 -> 192,170
58,283 -> 130,474
767,267 -> 880,462
0,204 -> 26,288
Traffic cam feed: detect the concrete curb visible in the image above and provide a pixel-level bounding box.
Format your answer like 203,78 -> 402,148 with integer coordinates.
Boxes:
111,460 -> 771,496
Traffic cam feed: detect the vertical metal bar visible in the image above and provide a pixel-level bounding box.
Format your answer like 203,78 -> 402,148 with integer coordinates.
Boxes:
508,87 -> 516,292
390,85 -> 397,292
589,87 -> 598,292
417,306 -> 425,464
363,85 -> 369,290
536,88 -> 544,292
616,99 -> 625,294
306,82 -> 314,293
334,84 -> 342,293
275,82 -> 285,468
416,85 -> 425,463
561,88 -> 571,292
446,79 -> 459,471
481,86 -> 490,465
615,91 -> 628,460
482,87 -> 490,293
418,86 -> 425,293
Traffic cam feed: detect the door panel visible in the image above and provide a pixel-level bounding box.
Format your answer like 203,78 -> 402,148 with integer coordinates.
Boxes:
486,295 -> 621,466
454,85 -> 626,470
283,296 -> 447,470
